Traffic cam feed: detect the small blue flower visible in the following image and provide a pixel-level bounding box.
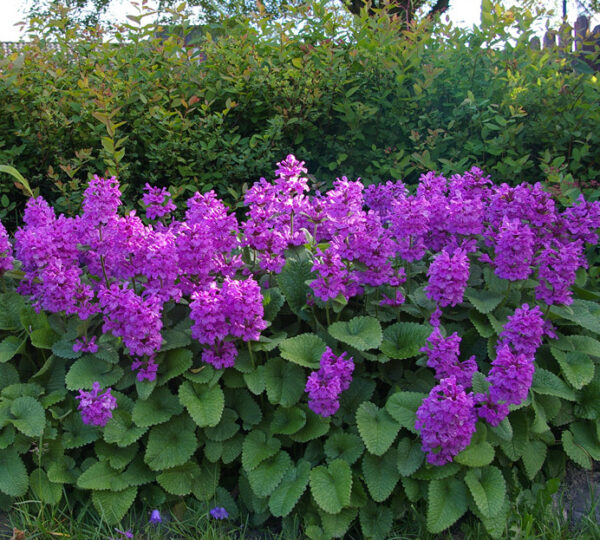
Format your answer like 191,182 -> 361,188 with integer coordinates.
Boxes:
149,509 -> 162,525
210,506 -> 229,520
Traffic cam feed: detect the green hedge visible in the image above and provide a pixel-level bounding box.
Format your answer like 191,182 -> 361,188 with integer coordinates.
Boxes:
0,1 -> 599,226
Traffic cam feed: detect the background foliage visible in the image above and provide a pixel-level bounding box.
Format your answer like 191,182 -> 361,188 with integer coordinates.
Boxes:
1,0 -> 599,228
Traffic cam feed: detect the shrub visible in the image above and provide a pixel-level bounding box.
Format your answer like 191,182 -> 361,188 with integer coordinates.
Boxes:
0,156 -> 599,537
0,1 -> 598,229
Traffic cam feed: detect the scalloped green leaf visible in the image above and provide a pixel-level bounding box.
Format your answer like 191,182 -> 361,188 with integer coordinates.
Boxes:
532,368 -> 576,401
242,430 -> 281,472
132,386 -> 183,427
356,401 -> 400,455
359,500 -> 393,540
144,414 -> 198,471
77,460 -> 130,491
324,432 -> 364,466
279,333 -> 326,369
268,459 -> 311,517
92,486 -> 137,525
551,299 -> 600,335
551,348 -> 594,390
464,466 -> 506,518
63,413 -> 99,449
396,437 -> 424,476
270,406 -> 306,435
205,408 -> 239,441
65,356 -> 123,391
0,292 -> 25,331
319,507 -> 357,539
328,316 -> 382,351
230,389 -> 262,427
289,406 -> 330,442
380,322 -> 431,360
9,396 -> 45,437
191,460 -> 220,501
30,468 -> 62,505
248,450 -> 292,498
178,380 -> 224,428
157,348 -> 193,385
0,336 -> 27,363
0,448 -> 28,497
455,441 -> 495,467
103,409 -> 147,448
262,287 -> 285,322
310,459 -> 352,514
278,258 -> 313,320
95,440 -> 138,470
562,429 -> 591,469
264,357 -> 305,407
51,339 -> 81,360
521,440 -> 547,480
553,335 -> 600,358
427,477 -> 468,533
465,288 -> 503,314
157,461 -> 201,496
362,448 -> 399,502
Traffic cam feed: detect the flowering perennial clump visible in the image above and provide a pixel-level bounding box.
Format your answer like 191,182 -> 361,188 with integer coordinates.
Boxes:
2,155 -> 600,469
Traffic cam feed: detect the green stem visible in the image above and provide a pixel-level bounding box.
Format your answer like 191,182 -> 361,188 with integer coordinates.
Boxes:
325,305 -> 331,326
247,341 -> 255,370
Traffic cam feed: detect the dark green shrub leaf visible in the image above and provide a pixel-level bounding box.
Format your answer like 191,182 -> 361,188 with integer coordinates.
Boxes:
0,448 -> 28,497
65,356 -> 124,391
310,459 -> 352,514
268,459 -> 311,517
248,450 -> 292,498
356,402 -> 400,456
270,406 -> 306,435
191,460 -> 220,501
328,316 -> 382,351
396,437 -> 424,476
385,391 -> 427,433
551,348 -> 594,390
427,477 -> 468,533
320,507 -> 357,539
532,368 -> 576,401
324,432 -> 364,466
132,386 -> 183,427
380,322 -> 431,359
157,461 -> 201,495
264,357 -> 305,407
359,500 -> 393,540
562,429 -> 591,469
521,440 -> 547,480
178,380 -> 224,428
242,430 -> 281,472
0,336 -> 26,363
9,396 -> 45,437
30,468 -> 62,505
279,333 -> 326,369
464,288 -> 504,314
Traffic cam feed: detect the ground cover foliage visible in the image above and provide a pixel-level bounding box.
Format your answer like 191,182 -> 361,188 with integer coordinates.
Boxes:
0,1 -> 599,228
0,155 -> 599,538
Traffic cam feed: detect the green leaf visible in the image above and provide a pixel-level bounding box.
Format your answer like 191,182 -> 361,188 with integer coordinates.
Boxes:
551,299 -> 600,335
532,368 -> 576,401
464,466 -> 506,518
563,429 -> 592,468
0,292 -> 25,331
62,413 -> 99,449
248,450 -> 292,497
362,448 -> 400,502
320,507 -> 357,539
279,333 -> 326,369
262,287 -> 285,322
278,258 -> 313,319
157,348 -> 193,385
95,441 -> 138,470
160,328 -> 191,352
469,311 -> 495,338
328,316 -> 382,351
465,288 -> 504,314
324,432 -> 364,466
242,430 -> 281,472
396,437 -> 424,476
270,406 -> 306,436
51,339 -> 81,360
30,468 -> 62,505
380,322 -> 431,360
571,421 -> 600,460
310,459 -> 352,514
178,381 -> 224,428
356,402 -> 400,456
521,440 -> 547,480
243,365 -> 266,395
427,477 -> 468,533
268,459 -> 311,517
553,335 -> 600,358
47,456 -> 77,484
65,356 -> 123,391
551,348 -> 594,390
385,391 -> 427,433
264,357 -> 305,407
289,406 -> 330,442
455,441 -> 495,467
132,386 -> 183,427
0,448 -> 28,497
359,500 -> 393,540
9,396 -> 45,437
30,327 -> 60,349
103,409 -> 147,448
0,336 -> 26,363
157,461 -> 201,496
230,389 -> 262,427
144,414 -> 198,471
77,460 -> 130,491
191,460 -> 220,501
0,165 -> 34,197
204,408 -> 240,441
92,486 -> 137,525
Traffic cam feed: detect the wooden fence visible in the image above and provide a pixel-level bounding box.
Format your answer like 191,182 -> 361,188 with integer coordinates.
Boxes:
529,14 -> 600,59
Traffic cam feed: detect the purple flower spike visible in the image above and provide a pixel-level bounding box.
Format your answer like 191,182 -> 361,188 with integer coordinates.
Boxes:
210,507 -> 229,520
149,509 -> 162,524
142,183 -> 176,220
114,528 -> 133,539
75,382 -> 117,427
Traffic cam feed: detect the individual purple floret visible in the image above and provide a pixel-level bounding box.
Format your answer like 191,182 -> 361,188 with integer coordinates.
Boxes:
535,239 -> 584,305
131,355 -> 159,382
493,217 -> 535,281
421,327 -> 477,389
498,304 -> 545,359
73,336 -> 98,354
424,248 -> 470,307
149,509 -> 162,525
305,347 -> 354,417
560,195 -> 600,244
415,377 -> 477,466
142,183 -> 177,220
76,381 -> 117,427
487,344 -> 534,406
474,392 -> 509,427
114,529 -> 133,539
210,507 -> 229,520
202,341 -> 237,370
0,220 -> 13,274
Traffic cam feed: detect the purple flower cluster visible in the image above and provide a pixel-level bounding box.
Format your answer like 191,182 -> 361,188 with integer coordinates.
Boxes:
305,348 -> 354,417
415,377 -> 477,466
73,336 -> 98,354
487,344 -> 535,406
76,381 -> 117,426
535,240 -> 584,305
0,221 -> 13,274
210,507 -> 229,520
493,217 -> 535,280
142,183 -> 176,220
424,248 -> 470,307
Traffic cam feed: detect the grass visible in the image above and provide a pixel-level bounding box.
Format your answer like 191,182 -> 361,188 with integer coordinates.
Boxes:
4,482 -> 600,540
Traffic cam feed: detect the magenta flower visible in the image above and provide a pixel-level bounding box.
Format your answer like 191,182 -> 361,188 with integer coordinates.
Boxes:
424,248 -> 470,307
0,220 -> 13,274
142,183 -> 176,220
75,382 -> 117,427
487,344 -> 534,406
73,336 -> 98,354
